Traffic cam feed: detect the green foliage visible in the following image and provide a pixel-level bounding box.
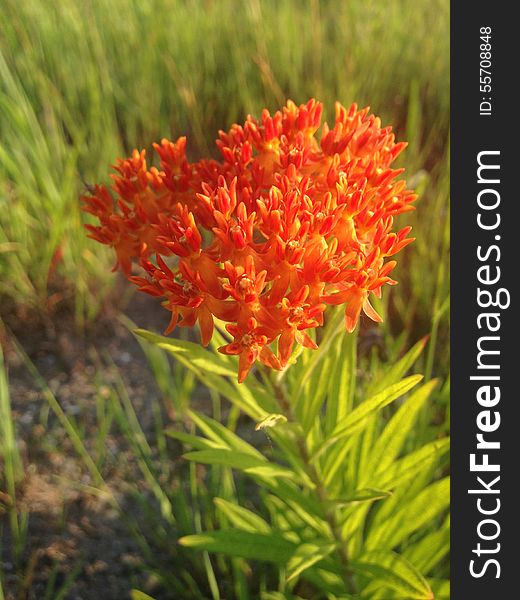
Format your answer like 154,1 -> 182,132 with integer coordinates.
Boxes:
140,310 -> 449,599
0,345 -> 27,572
180,530 -> 297,563
131,591 -> 157,600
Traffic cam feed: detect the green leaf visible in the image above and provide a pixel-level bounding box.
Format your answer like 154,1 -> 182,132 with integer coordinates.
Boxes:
404,516 -> 450,574
135,329 -> 272,418
235,376 -> 281,416
374,438 -> 449,490
429,578 -> 450,600
131,592 -> 156,600
331,488 -> 392,505
322,435 -> 356,488
259,478 -> 324,523
362,380 -> 438,483
295,307 -> 344,393
187,410 -> 264,457
296,353 -> 333,433
340,502 -> 373,559
351,551 -> 433,599
164,429 -> 226,451
298,567 -> 345,595
214,497 -> 271,534
183,449 -> 297,480
255,413 -> 288,431
325,328 -> 358,432
286,542 -> 336,582
333,375 -> 423,439
314,375 -> 423,460
179,530 -> 296,563
261,593 -> 307,600
367,336 -> 428,396
264,493 -> 329,539
367,477 -> 450,550
135,329 -> 237,377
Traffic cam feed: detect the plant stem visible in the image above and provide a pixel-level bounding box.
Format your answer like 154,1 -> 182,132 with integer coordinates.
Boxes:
270,377 -> 357,595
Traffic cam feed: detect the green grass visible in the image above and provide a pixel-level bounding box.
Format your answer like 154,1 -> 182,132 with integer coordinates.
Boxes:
0,0 -> 448,334
0,344 -> 28,597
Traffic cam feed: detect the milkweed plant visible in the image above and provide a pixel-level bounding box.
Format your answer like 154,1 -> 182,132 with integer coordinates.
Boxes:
83,100 -> 449,599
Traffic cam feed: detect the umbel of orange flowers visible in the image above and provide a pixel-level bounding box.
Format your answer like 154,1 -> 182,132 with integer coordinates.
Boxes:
83,99 -> 416,382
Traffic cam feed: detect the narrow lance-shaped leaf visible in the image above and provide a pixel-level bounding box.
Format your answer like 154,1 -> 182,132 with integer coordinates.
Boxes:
351,551 -> 433,599
183,449 -> 299,481
165,429 -> 226,451
179,530 -> 296,563
373,438 -> 449,490
296,353 -> 333,433
135,329 -> 237,377
367,336 -> 428,396
404,516 -> 450,574
135,329 -> 272,418
428,578 -> 450,600
294,307 -> 344,394
361,379 -> 438,484
187,409 -> 264,457
214,497 -> 271,534
286,542 -> 336,582
366,477 -> 450,551
313,375 -> 423,461
325,328 -> 358,432
131,591 -> 157,600
330,488 -> 393,506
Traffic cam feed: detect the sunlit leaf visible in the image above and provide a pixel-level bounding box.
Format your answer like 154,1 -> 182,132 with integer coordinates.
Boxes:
255,413 -> 288,431
214,497 -> 271,534
404,516 -> 450,574
428,577 -> 450,600
331,488 -> 392,505
179,530 -> 296,563
351,551 -> 433,599
367,477 -> 449,550
183,449 -> 297,480
313,375 -> 423,460
131,592 -> 156,600
367,336 -> 428,396
286,542 -> 336,582
362,379 -> 438,483
187,410 -> 264,457
325,329 -> 358,432
373,438 -> 449,490
165,429 -> 226,451
135,329 -> 236,377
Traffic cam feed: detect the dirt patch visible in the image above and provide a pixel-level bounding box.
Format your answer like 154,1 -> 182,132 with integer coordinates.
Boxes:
1,292 -> 185,600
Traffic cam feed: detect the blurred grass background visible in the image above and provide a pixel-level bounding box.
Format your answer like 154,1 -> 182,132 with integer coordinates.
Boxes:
0,0 -> 449,350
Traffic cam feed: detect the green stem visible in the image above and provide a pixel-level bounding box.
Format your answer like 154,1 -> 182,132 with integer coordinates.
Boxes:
271,377 -> 357,595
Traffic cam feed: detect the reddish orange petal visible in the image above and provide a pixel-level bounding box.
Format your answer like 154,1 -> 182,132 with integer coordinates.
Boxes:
238,351 -> 255,383
362,297 -> 383,324
278,329 -> 295,366
198,306 -> 214,346
295,330 -> 318,350
344,289 -> 365,333
259,346 -> 282,371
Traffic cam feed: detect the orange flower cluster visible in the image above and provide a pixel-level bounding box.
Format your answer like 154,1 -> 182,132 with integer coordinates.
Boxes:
83,100 -> 416,382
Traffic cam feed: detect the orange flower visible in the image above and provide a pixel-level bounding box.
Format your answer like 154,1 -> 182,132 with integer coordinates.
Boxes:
219,317 -> 281,383
83,99 -> 417,382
